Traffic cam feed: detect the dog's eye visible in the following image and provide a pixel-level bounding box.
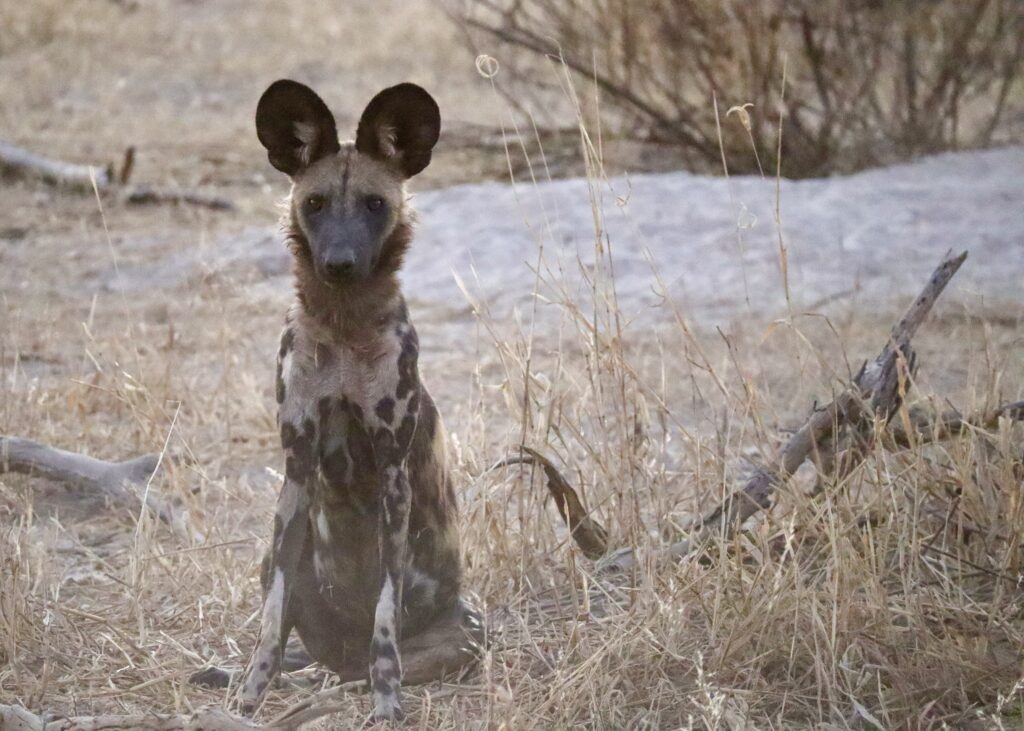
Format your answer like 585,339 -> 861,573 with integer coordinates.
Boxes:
366,196 -> 384,211
307,195 -> 325,212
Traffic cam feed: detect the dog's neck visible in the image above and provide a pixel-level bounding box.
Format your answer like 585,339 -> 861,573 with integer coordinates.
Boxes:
285,220 -> 413,344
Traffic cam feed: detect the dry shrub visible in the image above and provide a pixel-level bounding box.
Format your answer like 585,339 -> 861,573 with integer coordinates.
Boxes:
452,0 -> 1024,176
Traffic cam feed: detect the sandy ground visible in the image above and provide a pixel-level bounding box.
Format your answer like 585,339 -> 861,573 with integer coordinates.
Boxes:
69,146 -> 1024,348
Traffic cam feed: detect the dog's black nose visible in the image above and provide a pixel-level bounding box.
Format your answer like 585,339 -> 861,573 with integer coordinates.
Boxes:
323,255 -> 357,282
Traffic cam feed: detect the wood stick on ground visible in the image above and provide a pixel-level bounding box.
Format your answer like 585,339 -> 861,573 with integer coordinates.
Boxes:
0,681 -> 365,731
0,139 -> 233,210
601,250 -> 969,572
812,393 -> 1024,492
121,184 -> 234,211
0,139 -> 112,191
0,436 -> 202,543
886,399 -> 1024,448
809,348 -> 919,496
810,392 -> 1024,497
0,704 -> 257,731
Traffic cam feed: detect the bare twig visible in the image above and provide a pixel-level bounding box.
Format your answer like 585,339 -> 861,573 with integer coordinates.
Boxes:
121,185 -> 234,211
118,146 -> 136,185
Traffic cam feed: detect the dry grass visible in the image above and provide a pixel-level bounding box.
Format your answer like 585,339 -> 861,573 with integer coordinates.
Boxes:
3,3 -> 1024,729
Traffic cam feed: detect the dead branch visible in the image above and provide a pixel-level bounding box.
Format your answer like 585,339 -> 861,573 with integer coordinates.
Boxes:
0,680 -> 365,730
886,399 -> 1024,449
0,139 -> 233,210
602,251 -> 968,572
808,348 -> 921,496
121,185 -> 234,211
0,705 -> 257,731
0,436 -> 202,543
118,146 -> 136,185
810,397 -> 1024,496
0,139 -> 112,191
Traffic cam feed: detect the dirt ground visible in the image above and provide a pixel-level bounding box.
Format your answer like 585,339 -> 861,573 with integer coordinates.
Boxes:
3,2 -> 1024,729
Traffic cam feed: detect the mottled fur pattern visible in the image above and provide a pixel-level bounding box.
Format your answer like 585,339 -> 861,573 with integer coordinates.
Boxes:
232,80 -> 481,722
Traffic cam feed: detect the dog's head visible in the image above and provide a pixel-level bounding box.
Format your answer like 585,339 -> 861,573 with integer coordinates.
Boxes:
256,80 -> 440,285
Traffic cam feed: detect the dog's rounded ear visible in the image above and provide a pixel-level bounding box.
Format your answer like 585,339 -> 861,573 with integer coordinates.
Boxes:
256,80 -> 340,176
355,83 -> 440,178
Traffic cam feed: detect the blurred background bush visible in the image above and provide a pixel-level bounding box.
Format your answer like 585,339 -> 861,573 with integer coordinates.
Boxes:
452,0 -> 1024,176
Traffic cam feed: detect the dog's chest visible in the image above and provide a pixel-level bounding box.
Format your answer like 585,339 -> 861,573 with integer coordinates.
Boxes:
280,334 -> 400,490
277,330 -> 403,602
280,331 -> 400,416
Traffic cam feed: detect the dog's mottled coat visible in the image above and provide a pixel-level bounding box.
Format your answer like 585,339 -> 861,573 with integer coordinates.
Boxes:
234,80 -> 480,722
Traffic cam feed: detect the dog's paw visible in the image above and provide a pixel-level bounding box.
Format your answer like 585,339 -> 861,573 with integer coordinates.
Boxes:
236,682 -> 266,718
371,691 -> 405,724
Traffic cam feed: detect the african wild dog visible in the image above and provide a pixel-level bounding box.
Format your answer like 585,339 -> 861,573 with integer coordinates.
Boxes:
229,79 -> 478,722
189,79 -> 606,723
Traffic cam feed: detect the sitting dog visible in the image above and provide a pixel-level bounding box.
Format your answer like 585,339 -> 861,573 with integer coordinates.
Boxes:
191,79 -> 607,723
237,79 -> 476,722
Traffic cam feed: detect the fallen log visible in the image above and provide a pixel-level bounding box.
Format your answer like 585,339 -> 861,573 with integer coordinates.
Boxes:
0,139 -> 112,191
0,436 -> 202,543
601,251 -> 968,572
0,139 -> 233,211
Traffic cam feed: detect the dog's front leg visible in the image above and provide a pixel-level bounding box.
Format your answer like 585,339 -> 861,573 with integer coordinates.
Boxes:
370,457 -> 413,722
238,422 -> 314,714
369,397 -> 418,720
